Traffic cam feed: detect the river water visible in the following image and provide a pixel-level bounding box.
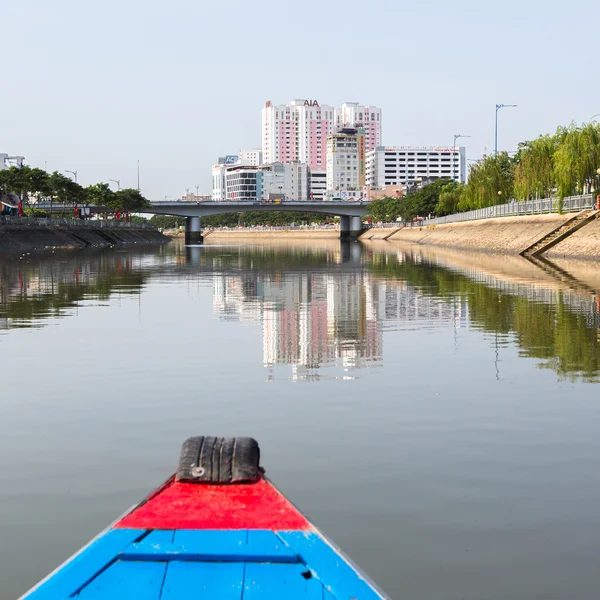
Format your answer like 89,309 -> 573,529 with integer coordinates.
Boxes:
1,240 -> 600,599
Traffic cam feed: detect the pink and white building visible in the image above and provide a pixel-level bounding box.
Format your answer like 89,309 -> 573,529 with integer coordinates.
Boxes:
336,103 -> 381,153
262,99 -> 336,171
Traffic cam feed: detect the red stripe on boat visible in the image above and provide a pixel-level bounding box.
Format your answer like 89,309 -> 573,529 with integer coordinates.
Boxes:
115,478 -> 310,530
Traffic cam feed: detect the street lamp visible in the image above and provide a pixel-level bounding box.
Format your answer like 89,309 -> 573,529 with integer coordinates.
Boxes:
495,104 -> 517,156
64,169 -> 78,183
453,134 -> 470,184
109,179 -> 121,190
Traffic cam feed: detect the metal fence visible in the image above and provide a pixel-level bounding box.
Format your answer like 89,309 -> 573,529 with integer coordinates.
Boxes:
0,215 -> 153,229
421,194 -> 595,226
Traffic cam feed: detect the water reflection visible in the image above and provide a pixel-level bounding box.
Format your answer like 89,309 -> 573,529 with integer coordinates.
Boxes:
1,242 -> 599,381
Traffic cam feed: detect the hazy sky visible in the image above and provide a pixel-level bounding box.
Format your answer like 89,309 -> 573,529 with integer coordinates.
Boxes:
2,0 -> 598,199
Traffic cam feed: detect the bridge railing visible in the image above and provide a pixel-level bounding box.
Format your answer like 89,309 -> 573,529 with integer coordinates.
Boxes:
420,194 -> 594,226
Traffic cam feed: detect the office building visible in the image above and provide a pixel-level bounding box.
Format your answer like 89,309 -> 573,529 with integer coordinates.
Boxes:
215,162 -> 310,202
365,146 -> 466,189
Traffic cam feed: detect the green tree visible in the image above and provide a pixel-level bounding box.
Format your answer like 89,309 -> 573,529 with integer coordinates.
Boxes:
513,135 -> 556,200
554,122 -> 600,200
110,188 -> 151,212
436,182 -> 465,215
460,153 -> 514,210
85,183 -> 115,208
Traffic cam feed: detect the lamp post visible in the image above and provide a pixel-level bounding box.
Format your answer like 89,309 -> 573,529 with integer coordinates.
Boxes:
109,179 -> 121,190
495,104 -> 517,156
64,169 -> 78,183
453,134 -> 470,184
195,184 -> 199,200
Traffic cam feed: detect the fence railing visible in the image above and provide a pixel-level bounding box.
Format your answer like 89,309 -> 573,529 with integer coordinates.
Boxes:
0,215 -> 153,229
421,194 -> 595,226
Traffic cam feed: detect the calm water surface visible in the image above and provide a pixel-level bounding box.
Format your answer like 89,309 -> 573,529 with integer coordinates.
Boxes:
1,241 -> 600,599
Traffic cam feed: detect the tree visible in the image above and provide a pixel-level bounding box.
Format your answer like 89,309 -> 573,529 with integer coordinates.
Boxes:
110,188 -> 151,212
513,135 -> 556,200
460,153 -> 514,211
554,123 -> 600,200
85,183 -> 115,208
436,182 -> 465,215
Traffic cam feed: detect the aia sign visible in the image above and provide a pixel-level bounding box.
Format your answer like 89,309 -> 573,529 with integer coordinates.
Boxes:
304,100 -> 319,107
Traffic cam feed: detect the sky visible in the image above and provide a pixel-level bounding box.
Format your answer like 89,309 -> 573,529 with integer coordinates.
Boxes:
1,0 -> 598,199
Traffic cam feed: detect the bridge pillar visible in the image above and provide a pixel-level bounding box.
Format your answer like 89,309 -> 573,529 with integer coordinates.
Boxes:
340,215 -> 362,239
350,216 -> 363,237
339,215 -> 350,239
185,216 -> 203,244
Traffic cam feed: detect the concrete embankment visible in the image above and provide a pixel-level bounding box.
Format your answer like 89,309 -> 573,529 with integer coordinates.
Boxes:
546,217 -> 600,259
202,229 -> 340,243
0,223 -> 168,252
377,214 -> 575,254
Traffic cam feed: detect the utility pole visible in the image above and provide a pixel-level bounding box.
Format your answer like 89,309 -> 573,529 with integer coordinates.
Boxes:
495,104 -> 517,156
65,169 -> 78,183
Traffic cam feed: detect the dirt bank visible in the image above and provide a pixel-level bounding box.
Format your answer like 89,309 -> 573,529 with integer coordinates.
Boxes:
0,224 -> 168,252
382,214 -> 573,254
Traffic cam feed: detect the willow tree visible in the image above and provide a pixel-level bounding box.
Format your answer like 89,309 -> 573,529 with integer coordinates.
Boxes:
554,123 -> 600,199
513,134 -> 556,199
459,153 -> 514,210
435,182 -> 465,215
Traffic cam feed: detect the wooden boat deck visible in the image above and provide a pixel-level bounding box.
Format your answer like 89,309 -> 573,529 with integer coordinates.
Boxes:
23,478 -> 386,599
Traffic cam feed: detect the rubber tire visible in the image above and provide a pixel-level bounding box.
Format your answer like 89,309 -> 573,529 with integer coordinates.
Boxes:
176,436 -> 261,484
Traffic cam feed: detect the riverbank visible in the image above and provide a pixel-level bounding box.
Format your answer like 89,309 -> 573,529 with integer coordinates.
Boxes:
0,222 -> 168,252
367,213 -> 600,259
199,228 -> 340,242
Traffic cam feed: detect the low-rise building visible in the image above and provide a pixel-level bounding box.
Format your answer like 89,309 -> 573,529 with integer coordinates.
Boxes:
366,146 -> 466,188
215,162 -> 310,202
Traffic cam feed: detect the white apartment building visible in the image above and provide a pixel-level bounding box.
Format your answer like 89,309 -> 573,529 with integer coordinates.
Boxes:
240,148 -> 263,166
336,103 -> 381,153
366,146 -> 466,188
326,128 -> 366,194
262,99 -> 336,171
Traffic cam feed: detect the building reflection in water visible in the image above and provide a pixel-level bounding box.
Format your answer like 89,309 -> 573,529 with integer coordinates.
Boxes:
212,269 -> 465,381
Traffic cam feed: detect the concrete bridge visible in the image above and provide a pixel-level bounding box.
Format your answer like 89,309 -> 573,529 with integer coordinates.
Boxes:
146,200 -> 370,243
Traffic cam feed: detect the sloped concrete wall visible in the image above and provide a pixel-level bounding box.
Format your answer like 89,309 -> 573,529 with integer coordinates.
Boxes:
0,224 -> 168,252
386,214 -> 573,254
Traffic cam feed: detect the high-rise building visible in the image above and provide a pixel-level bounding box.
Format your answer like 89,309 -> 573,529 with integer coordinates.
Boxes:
326,128 -> 366,194
336,103 -> 382,153
262,100 -> 337,170
366,146 -> 466,189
